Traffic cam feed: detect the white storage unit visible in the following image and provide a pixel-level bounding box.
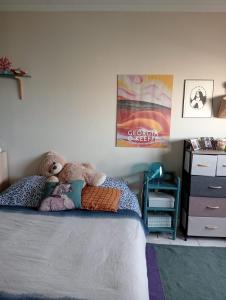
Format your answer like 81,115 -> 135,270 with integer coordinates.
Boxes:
148,213 -> 172,227
148,192 -> 175,208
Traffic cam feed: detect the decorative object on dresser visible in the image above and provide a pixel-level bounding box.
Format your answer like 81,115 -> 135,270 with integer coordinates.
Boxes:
181,139 -> 226,239
143,162 -> 181,240
0,151 -> 9,192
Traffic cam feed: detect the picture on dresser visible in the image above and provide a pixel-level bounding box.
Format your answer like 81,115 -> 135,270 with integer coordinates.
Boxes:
190,138 -> 201,151
182,79 -> 214,118
199,137 -> 214,150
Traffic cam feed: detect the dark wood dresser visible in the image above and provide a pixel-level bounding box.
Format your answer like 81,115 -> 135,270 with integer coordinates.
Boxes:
181,140 -> 226,239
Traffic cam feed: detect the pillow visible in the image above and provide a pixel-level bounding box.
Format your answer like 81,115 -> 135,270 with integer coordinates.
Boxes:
39,180 -> 84,212
0,176 -> 46,207
81,186 -> 121,212
101,176 -> 141,216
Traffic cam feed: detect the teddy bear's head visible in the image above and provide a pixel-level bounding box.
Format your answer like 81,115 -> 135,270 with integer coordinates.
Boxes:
38,151 -> 66,182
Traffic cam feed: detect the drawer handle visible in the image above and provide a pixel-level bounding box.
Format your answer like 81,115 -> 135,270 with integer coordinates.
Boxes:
197,164 -> 208,167
206,205 -> 220,209
208,186 -> 222,189
205,225 -> 219,230
222,164 -> 226,167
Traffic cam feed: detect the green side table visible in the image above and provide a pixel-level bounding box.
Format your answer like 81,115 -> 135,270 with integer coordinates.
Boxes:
143,171 -> 181,240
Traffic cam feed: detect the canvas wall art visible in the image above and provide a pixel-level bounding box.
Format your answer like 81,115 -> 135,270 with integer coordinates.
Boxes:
182,79 -> 214,118
116,74 -> 173,148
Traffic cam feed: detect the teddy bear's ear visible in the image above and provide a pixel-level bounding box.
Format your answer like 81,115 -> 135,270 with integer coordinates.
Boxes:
46,150 -> 58,156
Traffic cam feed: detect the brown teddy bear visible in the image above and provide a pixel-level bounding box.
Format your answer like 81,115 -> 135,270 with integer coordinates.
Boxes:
38,151 -> 106,186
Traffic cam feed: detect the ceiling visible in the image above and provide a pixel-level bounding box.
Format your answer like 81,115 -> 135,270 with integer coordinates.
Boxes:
1,0 -> 226,12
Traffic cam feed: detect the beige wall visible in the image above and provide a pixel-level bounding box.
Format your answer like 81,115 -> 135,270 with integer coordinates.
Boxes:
0,12 -> 226,181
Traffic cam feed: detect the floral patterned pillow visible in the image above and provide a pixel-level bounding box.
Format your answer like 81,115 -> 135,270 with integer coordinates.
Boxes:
0,176 -> 46,207
101,177 -> 141,216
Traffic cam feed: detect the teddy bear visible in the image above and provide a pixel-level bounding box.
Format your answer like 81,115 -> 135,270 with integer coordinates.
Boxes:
38,151 -> 106,186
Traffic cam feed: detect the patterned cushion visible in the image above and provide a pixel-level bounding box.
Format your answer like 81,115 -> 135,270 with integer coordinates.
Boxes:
82,186 -> 121,212
101,177 -> 141,216
0,176 -> 46,207
39,180 -> 84,211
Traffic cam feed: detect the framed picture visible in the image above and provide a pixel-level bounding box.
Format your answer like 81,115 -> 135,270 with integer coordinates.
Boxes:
200,137 -> 213,150
182,79 -> 214,118
190,138 -> 201,151
116,74 -> 173,148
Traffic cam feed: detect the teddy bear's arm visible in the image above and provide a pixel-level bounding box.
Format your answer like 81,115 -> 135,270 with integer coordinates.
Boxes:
85,170 -> 106,186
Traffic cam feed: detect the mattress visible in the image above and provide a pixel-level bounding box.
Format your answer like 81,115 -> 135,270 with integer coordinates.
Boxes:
0,208 -> 149,300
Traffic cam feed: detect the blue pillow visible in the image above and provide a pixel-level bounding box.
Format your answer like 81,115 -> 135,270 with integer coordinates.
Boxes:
0,176 -> 47,207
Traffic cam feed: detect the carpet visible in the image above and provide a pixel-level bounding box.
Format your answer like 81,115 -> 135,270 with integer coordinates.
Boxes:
146,243 -> 226,300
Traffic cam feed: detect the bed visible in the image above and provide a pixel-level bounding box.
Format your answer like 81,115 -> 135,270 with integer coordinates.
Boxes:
0,176 -> 149,300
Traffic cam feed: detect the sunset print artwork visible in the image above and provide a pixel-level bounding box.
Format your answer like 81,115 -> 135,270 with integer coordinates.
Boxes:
116,75 -> 173,148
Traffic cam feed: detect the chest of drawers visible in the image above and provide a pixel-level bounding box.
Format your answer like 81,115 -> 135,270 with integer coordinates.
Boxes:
181,141 -> 226,239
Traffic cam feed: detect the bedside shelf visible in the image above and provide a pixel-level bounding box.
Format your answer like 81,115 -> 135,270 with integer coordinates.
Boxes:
147,182 -> 178,190
143,170 -> 181,240
147,207 -> 176,212
147,227 -> 174,233
0,74 -> 31,79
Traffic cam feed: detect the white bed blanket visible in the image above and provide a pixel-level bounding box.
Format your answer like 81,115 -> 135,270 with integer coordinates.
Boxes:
0,210 -> 149,300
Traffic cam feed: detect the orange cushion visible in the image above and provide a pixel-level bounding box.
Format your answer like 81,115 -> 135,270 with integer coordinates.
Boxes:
81,186 -> 121,212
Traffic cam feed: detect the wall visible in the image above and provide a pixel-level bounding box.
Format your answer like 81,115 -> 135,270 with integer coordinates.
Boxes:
0,12 -> 226,182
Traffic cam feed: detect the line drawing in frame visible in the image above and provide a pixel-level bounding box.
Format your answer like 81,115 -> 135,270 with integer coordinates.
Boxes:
182,79 -> 214,118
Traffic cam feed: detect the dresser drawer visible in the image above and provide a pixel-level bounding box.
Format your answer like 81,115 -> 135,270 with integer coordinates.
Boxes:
216,155 -> 226,176
191,154 -> 217,176
190,176 -> 226,197
188,216 -> 226,237
189,196 -> 226,217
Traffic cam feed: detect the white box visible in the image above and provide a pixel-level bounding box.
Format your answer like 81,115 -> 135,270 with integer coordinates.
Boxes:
149,192 -> 174,208
148,213 -> 172,227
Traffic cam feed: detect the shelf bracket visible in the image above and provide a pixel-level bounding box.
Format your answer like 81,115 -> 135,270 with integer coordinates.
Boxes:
15,76 -> 23,100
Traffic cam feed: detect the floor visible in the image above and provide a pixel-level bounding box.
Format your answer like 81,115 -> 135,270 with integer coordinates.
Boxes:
146,231 -> 226,247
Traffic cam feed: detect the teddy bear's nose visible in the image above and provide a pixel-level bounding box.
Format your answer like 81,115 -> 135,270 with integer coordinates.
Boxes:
52,165 -> 57,170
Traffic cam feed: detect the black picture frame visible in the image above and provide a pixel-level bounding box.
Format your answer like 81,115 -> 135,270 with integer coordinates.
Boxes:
199,137 -> 214,150
182,79 -> 214,118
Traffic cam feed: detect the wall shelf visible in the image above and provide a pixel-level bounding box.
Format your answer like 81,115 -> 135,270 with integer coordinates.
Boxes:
0,73 -> 31,100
